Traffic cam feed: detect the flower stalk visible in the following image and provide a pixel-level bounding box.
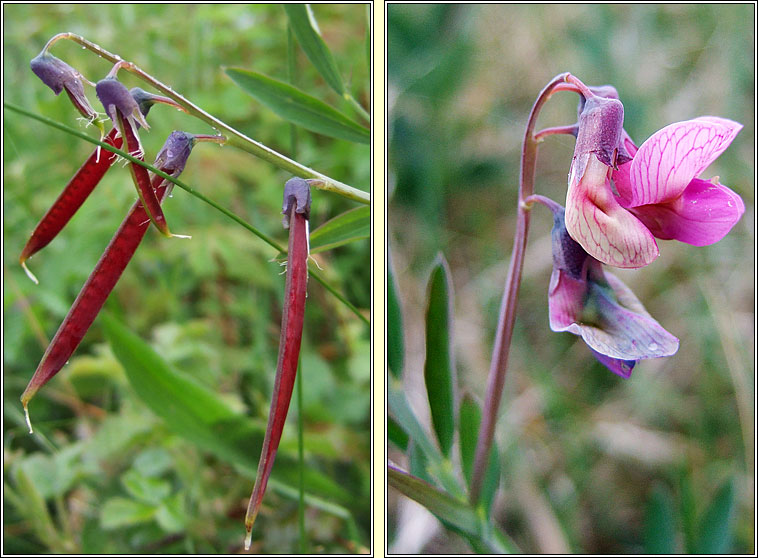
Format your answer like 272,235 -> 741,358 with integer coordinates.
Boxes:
43,33 -> 369,205
468,72 -> 571,504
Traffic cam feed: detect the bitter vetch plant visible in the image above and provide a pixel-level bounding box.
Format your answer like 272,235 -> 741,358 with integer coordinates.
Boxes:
388,73 -> 744,553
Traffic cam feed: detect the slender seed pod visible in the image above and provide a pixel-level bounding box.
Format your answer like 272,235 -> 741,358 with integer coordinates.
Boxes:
244,178 -> 311,550
19,128 -> 123,284
19,88 -> 183,283
21,132 -> 198,433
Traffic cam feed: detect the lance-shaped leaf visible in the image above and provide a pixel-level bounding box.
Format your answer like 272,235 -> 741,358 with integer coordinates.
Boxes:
225,68 -> 369,144
245,178 -> 311,549
19,88 -> 183,283
21,132 -> 197,432
424,256 -> 456,457
283,4 -> 346,97
387,253 -> 404,378
308,205 -> 369,253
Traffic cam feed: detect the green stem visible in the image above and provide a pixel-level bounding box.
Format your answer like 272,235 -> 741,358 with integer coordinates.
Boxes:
44,33 -> 369,205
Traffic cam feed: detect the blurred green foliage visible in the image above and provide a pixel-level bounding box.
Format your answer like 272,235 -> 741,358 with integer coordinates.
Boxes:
388,4 -> 753,554
4,3 -> 369,554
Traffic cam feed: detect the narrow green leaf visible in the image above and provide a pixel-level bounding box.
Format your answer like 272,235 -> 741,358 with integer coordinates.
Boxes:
388,464 -> 479,536
387,415 -> 409,451
387,253 -> 404,378
309,206 -> 370,254
388,464 -> 516,553
101,313 -> 349,504
459,395 -> 478,486
388,381 -> 440,462
643,483 -> 678,554
225,68 -> 369,144
458,393 -> 500,513
388,381 -> 463,499
695,477 -> 736,554
424,256 -> 455,457
283,4 -> 345,96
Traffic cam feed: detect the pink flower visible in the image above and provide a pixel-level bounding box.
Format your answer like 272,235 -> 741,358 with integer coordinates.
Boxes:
565,91 -> 744,269
612,117 -> 744,247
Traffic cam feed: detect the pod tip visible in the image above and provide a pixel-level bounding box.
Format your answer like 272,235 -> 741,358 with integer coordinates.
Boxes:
20,260 -> 40,285
23,403 -> 34,434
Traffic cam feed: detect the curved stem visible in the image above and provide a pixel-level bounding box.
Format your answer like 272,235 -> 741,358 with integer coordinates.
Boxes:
468,72 -> 572,504
47,33 -> 370,204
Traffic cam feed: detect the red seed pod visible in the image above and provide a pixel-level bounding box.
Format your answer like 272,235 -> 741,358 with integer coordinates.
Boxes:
20,128 -> 123,283
19,88 -> 182,283
244,178 -> 311,549
21,131 -> 198,433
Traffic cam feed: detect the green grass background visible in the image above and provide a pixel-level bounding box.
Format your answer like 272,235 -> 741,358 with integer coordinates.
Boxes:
3,3 -> 370,554
388,4 -> 754,554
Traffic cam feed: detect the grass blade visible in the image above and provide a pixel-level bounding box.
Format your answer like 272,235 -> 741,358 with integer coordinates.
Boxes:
225,68 -> 369,144
387,253 -> 404,378
283,4 -> 345,97
309,206 -> 370,253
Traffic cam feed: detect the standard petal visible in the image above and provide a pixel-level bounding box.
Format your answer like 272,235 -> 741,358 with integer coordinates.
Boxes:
628,118 -> 742,206
630,178 -> 745,245
566,153 -> 659,268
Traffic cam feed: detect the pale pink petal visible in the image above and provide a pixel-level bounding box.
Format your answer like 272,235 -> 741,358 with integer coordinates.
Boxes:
565,153 -> 659,268
627,118 -> 742,206
630,178 -> 745,245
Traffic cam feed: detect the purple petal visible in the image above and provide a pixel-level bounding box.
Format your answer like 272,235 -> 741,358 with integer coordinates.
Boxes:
153,131 -> 196,177
565,153 -> 659,268
96,77 -> 150,130
627,117 -> 743,206
630,178 -> 745,245
551,270 -> 679,360
30,52 -> 97,120
589,349 -> 636,378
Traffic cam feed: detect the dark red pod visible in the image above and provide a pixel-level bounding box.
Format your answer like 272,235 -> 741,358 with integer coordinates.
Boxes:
244,178 -> 311,549
20,128 -> 122,283
20,173 -> 171,432
19,88 -> 182,283
21,131 -> 198,432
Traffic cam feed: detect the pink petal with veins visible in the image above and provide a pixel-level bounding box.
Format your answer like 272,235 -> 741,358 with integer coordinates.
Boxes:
627,117 -> 743,206
566,153 -> 659,268
631,178 -> 745,245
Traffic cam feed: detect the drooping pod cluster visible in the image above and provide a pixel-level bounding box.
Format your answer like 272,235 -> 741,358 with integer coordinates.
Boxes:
22,47 -> 224,429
